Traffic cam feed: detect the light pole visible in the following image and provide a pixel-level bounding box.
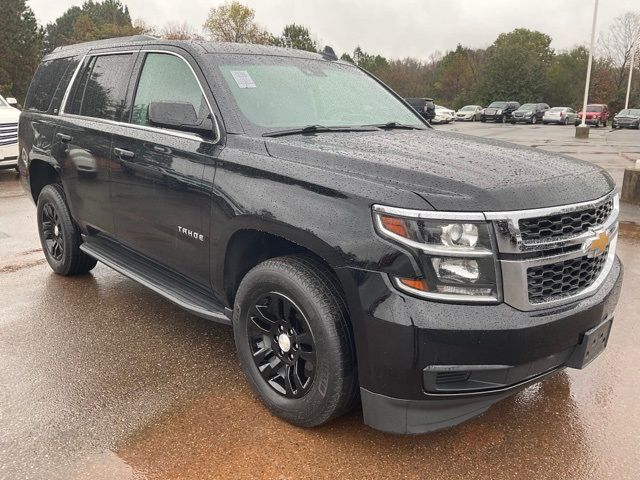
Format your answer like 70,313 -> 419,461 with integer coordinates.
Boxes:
624,46 -> 637,110
576,0 -> 600,139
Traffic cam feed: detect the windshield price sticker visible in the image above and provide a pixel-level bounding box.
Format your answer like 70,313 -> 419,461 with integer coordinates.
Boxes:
230,70 -> 257,88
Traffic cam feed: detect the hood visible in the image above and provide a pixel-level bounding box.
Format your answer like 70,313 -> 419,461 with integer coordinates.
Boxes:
264,129 -> 614,211
0,107 -> 20,123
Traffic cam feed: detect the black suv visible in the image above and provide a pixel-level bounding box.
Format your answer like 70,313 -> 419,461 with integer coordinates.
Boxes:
481,101 -> 520,123
19,37 -> 623,434
511,103 -> 550,124
405,97 -> 436,122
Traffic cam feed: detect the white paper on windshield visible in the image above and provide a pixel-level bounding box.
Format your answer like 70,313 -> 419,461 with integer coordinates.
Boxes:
230,70 -> 257,88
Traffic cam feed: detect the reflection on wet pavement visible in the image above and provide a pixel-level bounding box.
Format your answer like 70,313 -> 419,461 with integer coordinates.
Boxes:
1,174 -> 639,479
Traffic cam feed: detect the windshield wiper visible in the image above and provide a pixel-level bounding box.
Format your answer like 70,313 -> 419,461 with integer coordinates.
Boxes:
363,122 -> 425,130
262,125 -> 376,137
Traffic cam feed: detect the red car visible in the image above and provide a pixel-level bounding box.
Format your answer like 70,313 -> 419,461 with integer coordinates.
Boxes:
575,104 -> 610,127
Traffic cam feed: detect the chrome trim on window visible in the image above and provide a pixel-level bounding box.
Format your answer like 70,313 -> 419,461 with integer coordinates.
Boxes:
59,48 -> 221,144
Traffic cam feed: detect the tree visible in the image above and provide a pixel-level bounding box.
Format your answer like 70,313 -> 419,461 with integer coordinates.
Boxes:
161,22 -> 204,41
432,45 -> 485,108
0,0 -> 44,102
350,46 -> 388,76
599,12 -> 640,90
44,0 -> 142,52
203,1 -> 271,44
271,24 -> 317,52
477,29 -> 554,103
544,46 -> 589,108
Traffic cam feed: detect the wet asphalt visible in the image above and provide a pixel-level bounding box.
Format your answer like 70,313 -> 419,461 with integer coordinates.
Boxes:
1,144 -> 640,479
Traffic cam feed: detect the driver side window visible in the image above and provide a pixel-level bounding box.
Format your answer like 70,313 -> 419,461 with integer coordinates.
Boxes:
131,53 -> 209,129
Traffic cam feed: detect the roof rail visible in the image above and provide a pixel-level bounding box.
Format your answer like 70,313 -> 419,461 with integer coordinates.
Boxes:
52,35 -> 157,53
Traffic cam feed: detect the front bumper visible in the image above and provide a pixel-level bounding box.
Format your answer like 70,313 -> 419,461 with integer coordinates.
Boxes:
0,142 -> 18,168
613,120 -> 639,128
511,115 -> 534,123
338,256 -> 623,434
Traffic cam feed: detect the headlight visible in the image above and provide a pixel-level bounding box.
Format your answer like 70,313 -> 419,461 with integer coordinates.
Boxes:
373,205 -> 500,302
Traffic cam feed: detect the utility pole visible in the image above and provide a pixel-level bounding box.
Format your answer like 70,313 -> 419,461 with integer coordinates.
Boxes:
576,0 -> 599,139
625,46 -> 637,110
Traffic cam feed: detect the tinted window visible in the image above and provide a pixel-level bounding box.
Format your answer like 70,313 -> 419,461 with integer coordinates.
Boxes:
25,57 -> 75,113
131,53 -> 207,127
67,54 -> 134,121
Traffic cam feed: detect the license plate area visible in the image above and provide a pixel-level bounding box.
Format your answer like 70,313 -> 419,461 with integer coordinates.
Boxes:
566,318 -> 613,369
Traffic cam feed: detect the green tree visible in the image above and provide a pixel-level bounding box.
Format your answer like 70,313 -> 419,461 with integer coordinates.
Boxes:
544,46 -> 589,108
203,1 -> 271,44
271,24 -> 317,52
350,46 -> 388,76
0,0 -> 44,102
477,28 -> 554,103
432,45 -> 485,108
44,0 -> 141,52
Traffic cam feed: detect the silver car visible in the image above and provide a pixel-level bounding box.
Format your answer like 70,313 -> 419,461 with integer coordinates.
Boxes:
543,107 -> 577,125
455,105 -> 483,121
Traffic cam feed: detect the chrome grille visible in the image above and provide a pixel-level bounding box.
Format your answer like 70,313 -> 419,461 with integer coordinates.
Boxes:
0,122 -> 18,147
527,249 -> 608,304
519,198 -> 613,242
485,191 -> 619,311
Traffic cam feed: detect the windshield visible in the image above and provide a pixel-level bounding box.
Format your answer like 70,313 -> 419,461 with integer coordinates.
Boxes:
519,103 -> 537,111
0,96 -> 8,108
548,107 -> 564,112
460,106 -> 477,111
619,109 -> 640,116
587,105 -> 603,112
213,55 -> 423,132
488,102 -> 507,108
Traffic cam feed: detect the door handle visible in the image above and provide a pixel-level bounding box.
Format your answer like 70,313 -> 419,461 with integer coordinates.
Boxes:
114,148 -> 135,159
56,133 -> 72,142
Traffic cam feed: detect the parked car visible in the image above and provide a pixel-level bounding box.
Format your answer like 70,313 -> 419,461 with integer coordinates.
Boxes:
431,105 -> 455,124
543,107 -> 577,125
612,108 -> 640,129
20,37 -> 623,435
455,105 -> 483,122
575,104 -> 610,127
405,97 -> 435,122
480,101 -> 520,123
510,103 -> 549,124
0,94 -> 20,170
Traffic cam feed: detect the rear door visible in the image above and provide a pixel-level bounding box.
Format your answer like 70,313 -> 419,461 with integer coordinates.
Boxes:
109,49 -> 222,287
55,50 -> 138,234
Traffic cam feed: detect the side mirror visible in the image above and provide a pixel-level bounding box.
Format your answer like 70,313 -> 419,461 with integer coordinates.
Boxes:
6,97 -> 18,106
148,101 -> 213,136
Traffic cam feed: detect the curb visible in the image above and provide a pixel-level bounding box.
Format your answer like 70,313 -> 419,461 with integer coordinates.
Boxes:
619,221 -> 640,240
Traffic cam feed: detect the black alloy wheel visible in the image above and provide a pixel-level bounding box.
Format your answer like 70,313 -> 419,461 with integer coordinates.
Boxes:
41,202 -> 64,261
247,292 -> 316,399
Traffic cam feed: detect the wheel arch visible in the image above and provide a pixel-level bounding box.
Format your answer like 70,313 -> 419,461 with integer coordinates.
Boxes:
28,159 -> 61,203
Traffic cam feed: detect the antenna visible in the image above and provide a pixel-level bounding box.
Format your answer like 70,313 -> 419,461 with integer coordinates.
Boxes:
321,46 -> 338,61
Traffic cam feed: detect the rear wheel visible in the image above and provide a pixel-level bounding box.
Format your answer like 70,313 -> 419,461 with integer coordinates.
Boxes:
233,255 -> 358,427
37,184 -> 97,276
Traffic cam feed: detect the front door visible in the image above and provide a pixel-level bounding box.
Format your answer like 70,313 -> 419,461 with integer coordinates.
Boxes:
110,51 -> 221,287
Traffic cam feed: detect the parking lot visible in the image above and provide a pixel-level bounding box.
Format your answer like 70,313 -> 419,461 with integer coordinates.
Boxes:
1,123 -> 640,480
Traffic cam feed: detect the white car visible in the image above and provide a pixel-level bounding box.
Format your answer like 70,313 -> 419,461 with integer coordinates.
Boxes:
431,105 -> 455,124
0,95 -> 20,170
455,105 -> 483,122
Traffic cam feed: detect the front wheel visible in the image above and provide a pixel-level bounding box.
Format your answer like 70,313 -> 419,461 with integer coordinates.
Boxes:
531,116 -> 537,124
37,184 -> 97,276
233,255 -> 358,428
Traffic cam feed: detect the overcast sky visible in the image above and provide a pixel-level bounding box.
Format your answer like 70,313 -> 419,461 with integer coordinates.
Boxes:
28,0 -> 639,60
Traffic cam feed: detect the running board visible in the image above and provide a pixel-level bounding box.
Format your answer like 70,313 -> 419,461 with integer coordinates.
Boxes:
80,236 -> 231,326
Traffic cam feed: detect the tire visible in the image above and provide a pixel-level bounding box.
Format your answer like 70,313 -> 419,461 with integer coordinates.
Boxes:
480,118 -> 486,123
37,184 -> 97,276
531,116 -> 537,125
233,255 -> 358,428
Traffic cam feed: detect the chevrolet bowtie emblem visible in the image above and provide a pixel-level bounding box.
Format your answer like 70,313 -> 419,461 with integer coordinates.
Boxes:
587,231 -> 610,258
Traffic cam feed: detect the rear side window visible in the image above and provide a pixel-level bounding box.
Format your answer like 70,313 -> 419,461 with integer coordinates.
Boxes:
131,53 -> 207,127
25,57 -> 76,113
66,53 -> 134,121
